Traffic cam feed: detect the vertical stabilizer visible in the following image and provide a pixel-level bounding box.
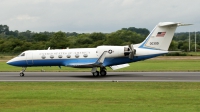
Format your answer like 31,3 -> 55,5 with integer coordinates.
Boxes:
139,22 -> 180,51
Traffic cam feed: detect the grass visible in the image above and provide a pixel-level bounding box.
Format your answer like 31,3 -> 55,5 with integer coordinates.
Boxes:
0,82 -> 200,112
1,59 -> 200,72
187,52 -> 200,56
0,55 -> 16,60
1,56 -> 200,112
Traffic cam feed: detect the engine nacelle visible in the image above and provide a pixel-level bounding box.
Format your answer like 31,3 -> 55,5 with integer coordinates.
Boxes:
97,45 -> 136,58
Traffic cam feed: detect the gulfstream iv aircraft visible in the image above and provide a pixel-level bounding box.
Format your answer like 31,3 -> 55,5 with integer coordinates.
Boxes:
7,22 -> 190,77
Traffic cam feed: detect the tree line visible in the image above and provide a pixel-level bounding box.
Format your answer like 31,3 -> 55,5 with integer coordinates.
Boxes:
0,24 -> 199,55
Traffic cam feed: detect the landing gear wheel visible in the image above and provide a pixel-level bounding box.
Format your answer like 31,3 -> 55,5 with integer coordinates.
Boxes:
100,70 -> 107,76
93,71 -> 99,77
19,67 -> 26,77
20,73 -> 24,77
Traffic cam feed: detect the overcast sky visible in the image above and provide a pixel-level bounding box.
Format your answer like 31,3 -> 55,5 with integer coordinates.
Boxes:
1,0 -> 199,33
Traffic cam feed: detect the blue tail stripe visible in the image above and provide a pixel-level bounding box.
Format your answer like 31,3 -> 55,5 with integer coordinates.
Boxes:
138,26 -> 158,50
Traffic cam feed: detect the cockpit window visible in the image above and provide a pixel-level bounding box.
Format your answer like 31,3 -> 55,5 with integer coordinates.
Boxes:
19,53 -> 25,57
21,53 -> 25,56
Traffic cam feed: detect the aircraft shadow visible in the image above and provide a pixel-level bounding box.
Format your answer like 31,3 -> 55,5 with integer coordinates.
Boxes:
69,74 -> 142,79
2,72 -> 142,78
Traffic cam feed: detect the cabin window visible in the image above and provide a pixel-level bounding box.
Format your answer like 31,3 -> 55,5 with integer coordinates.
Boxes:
83,54 -> 88,58
50,55 -> 54,59
75,54 -> 79,58
41,55 -> 46,59
58,55 -> 62,58
67,55 -> 71,58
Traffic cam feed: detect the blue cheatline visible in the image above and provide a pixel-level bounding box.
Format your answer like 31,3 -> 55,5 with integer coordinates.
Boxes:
8,53 -> 166,67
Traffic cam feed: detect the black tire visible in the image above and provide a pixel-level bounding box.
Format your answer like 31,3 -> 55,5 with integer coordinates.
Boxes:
100,70 -> 107,76
93,71 -> 99,77
20,73 -> 24,77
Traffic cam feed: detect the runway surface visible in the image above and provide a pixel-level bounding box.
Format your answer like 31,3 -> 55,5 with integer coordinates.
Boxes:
0,72 -> 200,82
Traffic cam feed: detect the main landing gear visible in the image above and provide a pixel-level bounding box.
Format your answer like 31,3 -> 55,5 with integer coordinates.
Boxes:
20,67 -> 26,77
92,67 -> 107,77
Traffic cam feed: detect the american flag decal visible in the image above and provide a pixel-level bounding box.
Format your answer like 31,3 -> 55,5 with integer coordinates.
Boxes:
156,32 -> 166,37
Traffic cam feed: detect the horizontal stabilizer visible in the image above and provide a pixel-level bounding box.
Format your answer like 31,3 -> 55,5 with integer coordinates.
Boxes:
168,51 -> 182,53
178,23 -> 193,26
158,22 -> 180,27
110,64 -> 130,70
158,22 -> 193,27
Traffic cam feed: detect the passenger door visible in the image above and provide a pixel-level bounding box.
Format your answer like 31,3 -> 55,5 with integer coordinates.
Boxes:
26,52 -> 33,65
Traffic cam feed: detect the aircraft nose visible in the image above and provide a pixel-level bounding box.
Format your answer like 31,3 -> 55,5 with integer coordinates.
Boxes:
7,58 -> 26,66
7,60 -> 13,65
7,58 -> 18,66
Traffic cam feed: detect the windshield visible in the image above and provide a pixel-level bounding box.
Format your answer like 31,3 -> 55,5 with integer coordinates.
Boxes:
18,52 -> 25,57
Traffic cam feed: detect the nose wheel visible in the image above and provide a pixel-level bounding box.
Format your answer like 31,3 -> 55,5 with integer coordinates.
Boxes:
20,72 -> 25,77
20,67 -> 26,77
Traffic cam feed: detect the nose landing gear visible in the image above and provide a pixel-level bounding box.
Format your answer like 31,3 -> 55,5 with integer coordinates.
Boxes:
20,67 -> 26,77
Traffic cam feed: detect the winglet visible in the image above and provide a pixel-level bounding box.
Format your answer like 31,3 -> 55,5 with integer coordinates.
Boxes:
95,51 -> 107,64
91,51 -> 107,72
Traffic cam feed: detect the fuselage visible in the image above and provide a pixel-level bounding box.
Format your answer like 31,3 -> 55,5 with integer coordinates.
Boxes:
7,45 -> 168,67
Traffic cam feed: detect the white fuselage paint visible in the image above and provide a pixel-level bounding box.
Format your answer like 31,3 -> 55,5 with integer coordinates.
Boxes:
7,46 -> 168,67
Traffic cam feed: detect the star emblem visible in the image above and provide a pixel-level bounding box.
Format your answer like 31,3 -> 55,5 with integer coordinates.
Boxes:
108,49 -> 113,54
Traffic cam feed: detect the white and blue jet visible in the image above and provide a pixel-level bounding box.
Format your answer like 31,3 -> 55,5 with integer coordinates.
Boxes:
7,22 -> 190,77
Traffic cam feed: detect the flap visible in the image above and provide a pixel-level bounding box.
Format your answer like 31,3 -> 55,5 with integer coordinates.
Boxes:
110,64 -> 130,70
